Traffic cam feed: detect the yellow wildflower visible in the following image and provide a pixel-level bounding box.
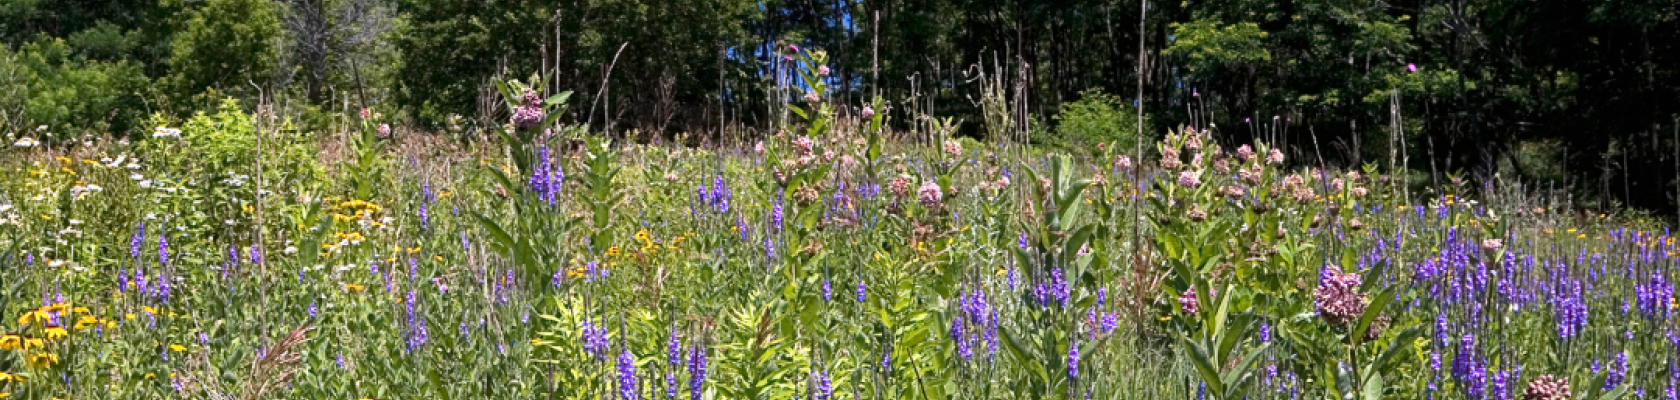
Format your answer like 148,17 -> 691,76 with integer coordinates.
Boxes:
343,283 -> 366,292
634,229 -> 651,243
17,309 -> 50,327
0,334 -> 20,350
0,371 -> 21,382
169,344 -> 185,352
43,327 -> 67,341
22,338 -> 43,350
25,352 -> 57,368
73,315 -> 98,331
606,245 -> 621,258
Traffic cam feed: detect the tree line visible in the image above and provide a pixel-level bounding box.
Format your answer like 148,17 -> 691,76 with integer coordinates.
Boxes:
2,0 -> 1677,211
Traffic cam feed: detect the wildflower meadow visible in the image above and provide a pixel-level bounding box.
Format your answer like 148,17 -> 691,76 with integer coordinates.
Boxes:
1,48 -> 1675,400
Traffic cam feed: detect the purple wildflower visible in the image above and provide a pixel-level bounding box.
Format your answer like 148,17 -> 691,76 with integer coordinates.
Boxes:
158,234 -> 169,266
806,370 -> 828,400
688,343 -> 707,400
582,319 -> 610,359
618,348 -> 639,400
130,223 -> 144,259
1067,340 -> 1080,382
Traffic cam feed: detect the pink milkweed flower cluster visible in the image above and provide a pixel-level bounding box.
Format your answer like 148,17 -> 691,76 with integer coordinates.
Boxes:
917,181 -> 943,208
1523,375 -> 1570,400
1313,266 -> 1366,327
510,89 -> 545,129
1177,170 -> 1201,188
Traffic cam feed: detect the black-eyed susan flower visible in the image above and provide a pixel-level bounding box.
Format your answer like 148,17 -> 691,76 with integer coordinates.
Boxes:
343,283 -> 366,292
24,352 -> 57,368
0,334 -> 20,350
17,308 -> 50,327
0,371 -> 21,382
43,326 -> 67,341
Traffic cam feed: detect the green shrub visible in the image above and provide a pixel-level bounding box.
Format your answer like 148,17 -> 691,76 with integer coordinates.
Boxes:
138,99 -> 325,243
0,39 -> 150,139
1050,88 -> 1150,156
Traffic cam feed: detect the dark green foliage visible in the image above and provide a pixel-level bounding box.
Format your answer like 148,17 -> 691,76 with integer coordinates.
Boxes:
394,0 -> 756,132
166,0 -> 283,98
0,0 -> 1678,213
